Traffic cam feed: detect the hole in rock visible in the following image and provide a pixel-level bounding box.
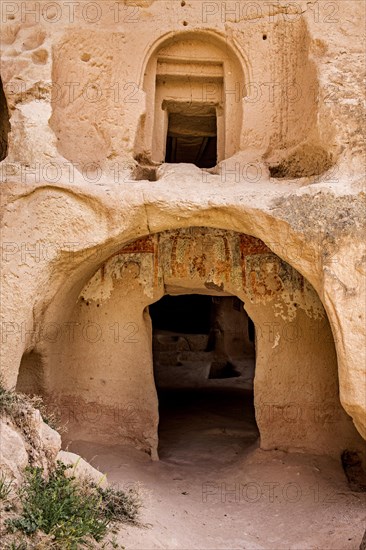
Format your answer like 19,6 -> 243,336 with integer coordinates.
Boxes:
149,294 -> 258,461
165,107 -> 217,168
268,144 -> 333,178
133,164 -> 158,181
341,450 -> 366,492
16,350 -> 45,395
0,76 -> 10,162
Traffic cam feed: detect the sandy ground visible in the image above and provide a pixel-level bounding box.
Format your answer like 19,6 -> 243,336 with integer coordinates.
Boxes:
69,386 -> 366,550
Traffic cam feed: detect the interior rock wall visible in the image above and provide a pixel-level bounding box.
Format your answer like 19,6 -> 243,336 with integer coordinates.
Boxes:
206,296 -> 254,359
150,294 -> 255,386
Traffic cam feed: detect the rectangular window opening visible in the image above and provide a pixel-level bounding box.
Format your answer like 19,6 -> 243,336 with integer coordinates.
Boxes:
165,109 -> 217,169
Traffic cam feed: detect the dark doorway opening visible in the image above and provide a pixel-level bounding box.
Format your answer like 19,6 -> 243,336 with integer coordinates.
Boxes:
150,294 -> 212,334
149,294 -> 258,462
165,108 -> 217,168
0,76 -> 10,162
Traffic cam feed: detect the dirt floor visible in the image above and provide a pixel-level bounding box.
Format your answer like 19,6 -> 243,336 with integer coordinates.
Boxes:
69,386 -> 366,550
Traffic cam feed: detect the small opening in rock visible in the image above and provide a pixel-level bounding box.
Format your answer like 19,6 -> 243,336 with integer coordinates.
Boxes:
132,164 -> 158,181
181,0 -> 186,5
263,34 -> 267,40
0,76 -> 11,162
16,350 -> 45,396
182,20 -> 188,26
269,145 -> 333,179
341,450 -> 366,492
248,317 -> 255,342
165,107 -> 217,168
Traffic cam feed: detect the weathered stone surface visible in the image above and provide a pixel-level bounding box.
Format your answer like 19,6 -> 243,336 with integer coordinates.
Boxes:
0,411 -> 61,482
0,0 -> 365,456
0,420 -> 28,482
57,450 -> 107,487
35,412 -> 62,466
360,529 -> 366,550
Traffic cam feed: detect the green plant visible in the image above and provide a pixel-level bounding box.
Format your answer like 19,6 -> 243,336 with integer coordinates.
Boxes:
6,462 -> 142,548
7,462 -> 109,548
0,472 -> 13,500
0,382 -> 142,547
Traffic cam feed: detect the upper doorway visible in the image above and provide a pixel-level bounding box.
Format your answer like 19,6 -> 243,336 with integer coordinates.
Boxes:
165,106 -> 217,168
135,32 -> 245,166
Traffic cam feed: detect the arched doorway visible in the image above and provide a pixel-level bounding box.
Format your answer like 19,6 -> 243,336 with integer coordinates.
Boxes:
134,31 -> 247,167
17,227 -> 363,460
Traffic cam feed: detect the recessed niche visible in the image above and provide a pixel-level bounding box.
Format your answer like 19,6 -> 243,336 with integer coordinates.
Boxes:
269,144 -> 333,179
135,33 -> 245,167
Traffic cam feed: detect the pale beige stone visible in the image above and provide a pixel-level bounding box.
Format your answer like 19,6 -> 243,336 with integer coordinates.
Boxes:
0,0 -> 364,460
0,410 -> 62,482
57,450 -> 107,487
0,420 -> 28,481
38,416 -> 61,463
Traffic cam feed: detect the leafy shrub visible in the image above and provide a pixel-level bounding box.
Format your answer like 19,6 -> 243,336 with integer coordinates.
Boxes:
1,382 -> 142,548
7,462 -> 109,547
6,462 -> 142,548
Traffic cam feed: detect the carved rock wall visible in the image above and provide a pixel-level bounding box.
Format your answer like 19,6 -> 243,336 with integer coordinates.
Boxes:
0,1 -> 365,451
17,228 -> 362,458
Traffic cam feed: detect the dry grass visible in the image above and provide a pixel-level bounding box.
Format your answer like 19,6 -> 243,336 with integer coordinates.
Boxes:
0,383 -> 142,549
